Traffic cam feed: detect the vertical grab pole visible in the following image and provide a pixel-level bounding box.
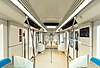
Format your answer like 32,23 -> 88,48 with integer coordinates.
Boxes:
67,44 -> 69,68
26,17 -> 35,68
67,30 -> 70,68
72,18 -> 76,59
67,17 -> 76,68
26,17 -> 30,60
31,30 -> 35,68
50,34 -> 53,63
50,39 -> 52,63
23,31 -> 26,58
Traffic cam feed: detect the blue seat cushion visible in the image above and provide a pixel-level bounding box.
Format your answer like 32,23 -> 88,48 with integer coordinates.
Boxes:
0,58 -> 11,67
90,57 -> 100,66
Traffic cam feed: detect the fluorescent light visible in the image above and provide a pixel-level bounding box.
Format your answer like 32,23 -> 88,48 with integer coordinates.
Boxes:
47,26 -> 56,28
56,0 -> 92,32
10,0 -> 47,32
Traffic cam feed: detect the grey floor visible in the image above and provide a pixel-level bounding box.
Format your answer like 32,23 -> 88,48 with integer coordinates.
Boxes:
35,41 -> 67,68
36,49 -> 67,68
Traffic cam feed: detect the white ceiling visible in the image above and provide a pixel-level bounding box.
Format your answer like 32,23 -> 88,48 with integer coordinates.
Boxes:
0,0 -> 25,24
0,0 -> 75,31
1,0 -> 93,32
29,0 -> 74,23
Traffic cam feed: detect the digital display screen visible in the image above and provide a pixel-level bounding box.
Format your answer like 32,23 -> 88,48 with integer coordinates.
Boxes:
80,27 -> 89,37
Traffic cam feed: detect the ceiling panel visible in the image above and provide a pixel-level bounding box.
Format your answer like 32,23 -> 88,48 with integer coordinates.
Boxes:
0,0 -> 87,31
29,0 -> 74,22
0,0 -> 25,24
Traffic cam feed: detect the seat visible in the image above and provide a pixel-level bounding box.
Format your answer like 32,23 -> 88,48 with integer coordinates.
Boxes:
69,55 -> 89,68
87,57 -> 100,68
0,58 -> 11,68
12,56 -> 33,68
58,43 -> 66,51
37,43 -> 45,52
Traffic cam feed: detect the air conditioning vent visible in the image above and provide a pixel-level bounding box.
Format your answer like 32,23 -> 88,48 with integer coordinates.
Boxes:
18,0 -> 36,16
60,0 -> 84,26
18,0 -> 46,29
66,0 -> 84,17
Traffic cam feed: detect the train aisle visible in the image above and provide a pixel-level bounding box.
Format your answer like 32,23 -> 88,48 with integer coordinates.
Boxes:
36,42 -> 67,68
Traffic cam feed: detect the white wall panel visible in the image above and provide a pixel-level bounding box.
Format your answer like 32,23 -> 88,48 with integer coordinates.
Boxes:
9,44 -> 23,59
78,22 -> 93,59
0,19 -> 8,59
93,20 -> 100,59
8,22 -> 23,58
0,24 -> 3,59
76,1 -> 100,24
9,24 -> 22,46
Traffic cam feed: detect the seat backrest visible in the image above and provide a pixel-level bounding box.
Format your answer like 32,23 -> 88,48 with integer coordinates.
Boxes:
12,56 -> 33,68
69,55 -> 89,68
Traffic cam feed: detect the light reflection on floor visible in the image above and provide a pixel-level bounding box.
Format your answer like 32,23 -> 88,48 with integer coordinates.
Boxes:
36,41 -> 67,68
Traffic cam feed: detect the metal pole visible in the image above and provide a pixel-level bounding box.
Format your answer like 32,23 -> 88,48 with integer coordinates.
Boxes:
67,30 -> 70,68
7,21 -> 9,58
67,18 -> 76,67
91,22 -> 94,57
23,31 -> 26,58
31,30 -> 35,68
67,45 -> 69,68
27,18 -> 30,60
26,17 -> 35,68
65,32 -> 67,50
72,18 -> 75,59
50,39 -> 52,63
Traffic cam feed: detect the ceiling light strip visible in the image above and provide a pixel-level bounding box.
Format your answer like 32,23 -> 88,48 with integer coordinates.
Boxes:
47,26 -> 56,28
66,0 -> 84,18
19,0 -> 47,32
56,0 -> 92,32
58,0 -> 84,28
10,0 -> 47,32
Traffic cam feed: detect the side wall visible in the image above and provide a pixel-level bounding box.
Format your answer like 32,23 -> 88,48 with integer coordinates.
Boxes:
78,22 -> 93,59
78,19 -> 100,59
93,19 -> 100,59
0,19 -> 7,59
8,22 -> 24,58
0,18 -> 24,59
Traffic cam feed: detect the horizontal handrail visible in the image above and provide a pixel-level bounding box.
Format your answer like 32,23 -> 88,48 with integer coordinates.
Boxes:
81,43 -> 93,47
8,43 -> 22,48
